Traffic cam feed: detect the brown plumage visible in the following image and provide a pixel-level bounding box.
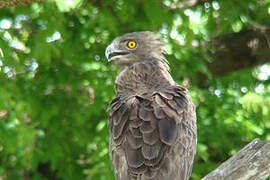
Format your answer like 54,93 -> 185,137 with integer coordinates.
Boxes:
105,31 -> 197,180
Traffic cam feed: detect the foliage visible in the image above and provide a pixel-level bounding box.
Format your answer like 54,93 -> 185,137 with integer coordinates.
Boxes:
0,0 -> 269,179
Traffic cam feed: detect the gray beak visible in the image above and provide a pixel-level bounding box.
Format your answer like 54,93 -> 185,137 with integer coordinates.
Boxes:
105,42 -> 130,62
105,43 -> 114,62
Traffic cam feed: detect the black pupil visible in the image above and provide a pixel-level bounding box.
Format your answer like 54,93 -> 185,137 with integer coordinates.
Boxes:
129,42 -> 135,47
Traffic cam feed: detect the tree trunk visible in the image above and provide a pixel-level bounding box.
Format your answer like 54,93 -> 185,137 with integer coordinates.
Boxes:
203,139 -> 270,180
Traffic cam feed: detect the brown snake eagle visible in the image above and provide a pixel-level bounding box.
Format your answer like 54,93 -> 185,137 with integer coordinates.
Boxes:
105,31 -> 197,180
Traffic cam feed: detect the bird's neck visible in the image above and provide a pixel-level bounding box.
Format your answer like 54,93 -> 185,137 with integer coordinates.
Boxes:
115,60 -> 175,96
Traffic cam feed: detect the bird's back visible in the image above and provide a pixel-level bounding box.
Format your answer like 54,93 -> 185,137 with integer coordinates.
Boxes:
109,62 -> 197,180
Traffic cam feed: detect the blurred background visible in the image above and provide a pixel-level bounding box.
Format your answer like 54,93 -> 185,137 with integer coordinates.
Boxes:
0,0 -> 269,179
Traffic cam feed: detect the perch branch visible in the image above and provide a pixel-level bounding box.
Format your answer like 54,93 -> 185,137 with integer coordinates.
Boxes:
203,139 -> 270,180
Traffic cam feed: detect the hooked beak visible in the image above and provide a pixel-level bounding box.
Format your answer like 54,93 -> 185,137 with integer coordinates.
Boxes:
105,43 -> 129,62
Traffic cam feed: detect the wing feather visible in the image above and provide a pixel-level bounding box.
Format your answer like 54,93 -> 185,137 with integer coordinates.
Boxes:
158,118 -> 177,145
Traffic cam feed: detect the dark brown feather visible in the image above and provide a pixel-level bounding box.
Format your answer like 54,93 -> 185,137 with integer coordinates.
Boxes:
158,118 -> 177,145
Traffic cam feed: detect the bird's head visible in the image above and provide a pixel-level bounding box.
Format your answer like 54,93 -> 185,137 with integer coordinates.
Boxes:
105,31 -> 166,66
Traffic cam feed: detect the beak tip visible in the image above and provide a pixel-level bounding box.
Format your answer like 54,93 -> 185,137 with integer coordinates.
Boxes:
105,50 -> 109,61
105,53 -> 109,61
105,43 -> 113,62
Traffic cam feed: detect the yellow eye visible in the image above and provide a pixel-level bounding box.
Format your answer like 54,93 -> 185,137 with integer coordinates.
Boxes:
127,40 -> 137,49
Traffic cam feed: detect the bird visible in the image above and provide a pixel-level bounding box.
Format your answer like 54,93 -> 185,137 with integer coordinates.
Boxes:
105,31 -> 197,180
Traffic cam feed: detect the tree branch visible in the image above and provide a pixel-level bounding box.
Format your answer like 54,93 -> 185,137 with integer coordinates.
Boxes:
207,29 -> 270,76
203,139 -> 270,180
0,0 -> 42,8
